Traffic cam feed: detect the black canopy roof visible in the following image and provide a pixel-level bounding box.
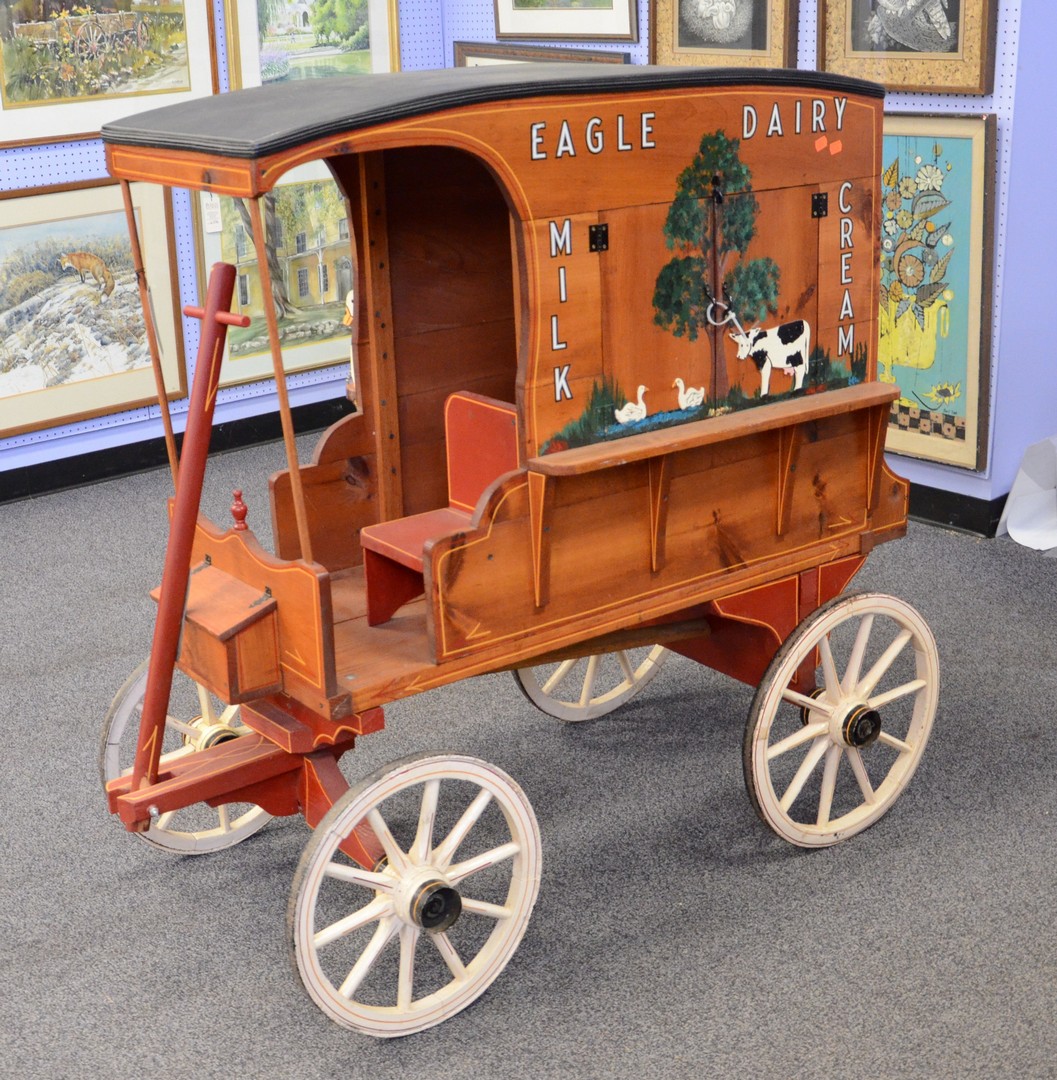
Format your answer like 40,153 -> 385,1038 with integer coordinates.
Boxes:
101,64 -> 883,161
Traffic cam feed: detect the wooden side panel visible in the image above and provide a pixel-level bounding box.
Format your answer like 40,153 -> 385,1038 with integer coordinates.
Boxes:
424,397 -> 901,665
187,518 -> 347,716
270,411 -> 379,570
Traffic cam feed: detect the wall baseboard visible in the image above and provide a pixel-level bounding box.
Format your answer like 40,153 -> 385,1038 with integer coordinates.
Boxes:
0,399 -> 352,505
909,483 -> 1007,537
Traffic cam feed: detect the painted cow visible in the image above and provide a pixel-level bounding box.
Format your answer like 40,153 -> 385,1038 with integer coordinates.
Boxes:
730,320 -> 811,396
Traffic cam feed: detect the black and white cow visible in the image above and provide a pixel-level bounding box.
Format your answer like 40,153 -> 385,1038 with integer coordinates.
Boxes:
729,320 -> 811,396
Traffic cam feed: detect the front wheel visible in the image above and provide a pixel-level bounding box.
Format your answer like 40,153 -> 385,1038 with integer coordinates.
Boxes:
99,661 -> 272,854
288,752 -> 541,1037
743,593 -> 938,848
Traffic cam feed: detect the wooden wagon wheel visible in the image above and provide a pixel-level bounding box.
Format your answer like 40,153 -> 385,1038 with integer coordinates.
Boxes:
99,661 -> 272,854
289,752 -> 541,1037
515,645 -> 668,721
743,593 -> 938,848
75,18 -> 107,62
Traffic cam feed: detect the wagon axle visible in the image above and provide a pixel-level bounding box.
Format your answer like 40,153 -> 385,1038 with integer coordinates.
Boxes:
841,704 -> 883,749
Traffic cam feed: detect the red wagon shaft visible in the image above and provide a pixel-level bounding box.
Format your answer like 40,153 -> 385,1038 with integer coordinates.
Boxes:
99,65 -> 937,1037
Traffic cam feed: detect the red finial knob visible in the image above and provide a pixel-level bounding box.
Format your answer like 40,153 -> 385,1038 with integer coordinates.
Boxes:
231,489 -> 248,531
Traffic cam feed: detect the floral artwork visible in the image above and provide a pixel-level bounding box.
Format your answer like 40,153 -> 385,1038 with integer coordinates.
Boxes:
678,0 -> 767,51
850,0 -> 959,54
651,0 -> 795,69
880,115 -> 993,469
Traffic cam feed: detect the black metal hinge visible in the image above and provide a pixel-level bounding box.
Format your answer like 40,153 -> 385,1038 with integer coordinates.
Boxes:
589,224 -> 609,252
812,192 -> 829,219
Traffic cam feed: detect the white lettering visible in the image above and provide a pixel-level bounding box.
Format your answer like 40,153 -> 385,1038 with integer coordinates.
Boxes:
531,122 -> 546,161
617,114 -> 632,151
834,96 -> 848,130
551,314 -> 567,351
839,289 -> 855,321
554,365 -> 572,401
812,99 -> 826,132
841,252 -> 853,285
743,105 -> 758,140
838,324 -> 855,356
795,100 -> 802,134
549,219 -> 572,258
555,120 -> 576,158
840,217 -> 854,248
558,265 -> 568,303
767,103 -> 784,138
839,180 -> 853,214
641,112 -> 656,149
586,117 -> 604,154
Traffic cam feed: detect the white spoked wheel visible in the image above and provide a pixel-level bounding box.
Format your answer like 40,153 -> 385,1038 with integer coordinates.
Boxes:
744,593 -> 938,848
99,660 -> 272,854
289,752 -> 541,1038
515,645 -> 668,721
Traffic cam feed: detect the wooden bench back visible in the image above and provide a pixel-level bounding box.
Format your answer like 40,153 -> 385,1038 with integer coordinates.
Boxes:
445,392 -> 520,512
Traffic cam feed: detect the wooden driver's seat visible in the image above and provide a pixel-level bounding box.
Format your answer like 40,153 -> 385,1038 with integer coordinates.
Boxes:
358,391 -> 520,625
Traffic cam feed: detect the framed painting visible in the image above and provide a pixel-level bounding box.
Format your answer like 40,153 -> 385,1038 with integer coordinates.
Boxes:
820,0 -> 996,94
652,0 -> 797,68
494,0 -> 637,42
0,180 -> 183,437
226,0 -> 398,89
881,114 -> 995,470
195,162 -> 354,388
454,41 -> 630,66
0,0 -> 215,147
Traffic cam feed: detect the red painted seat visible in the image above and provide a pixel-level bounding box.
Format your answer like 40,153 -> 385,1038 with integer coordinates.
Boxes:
359,392 -> 520,625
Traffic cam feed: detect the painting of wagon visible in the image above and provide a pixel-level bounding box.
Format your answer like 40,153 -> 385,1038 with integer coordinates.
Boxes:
98,64 -> 940,1038
11,7 -> 169,59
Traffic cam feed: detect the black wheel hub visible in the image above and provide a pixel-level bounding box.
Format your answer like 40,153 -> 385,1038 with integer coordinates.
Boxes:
842,705 -> 882,748
412,880 -> 462,932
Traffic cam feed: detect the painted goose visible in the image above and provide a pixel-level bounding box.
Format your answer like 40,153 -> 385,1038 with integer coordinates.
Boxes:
614,385 -> 648,425
673,377 -> 705,410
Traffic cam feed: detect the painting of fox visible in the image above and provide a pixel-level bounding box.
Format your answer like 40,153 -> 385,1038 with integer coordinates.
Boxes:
58,252 -> 115,297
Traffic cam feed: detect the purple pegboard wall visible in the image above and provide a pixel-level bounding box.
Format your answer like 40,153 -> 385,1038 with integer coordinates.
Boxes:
0,0 -> 1029,484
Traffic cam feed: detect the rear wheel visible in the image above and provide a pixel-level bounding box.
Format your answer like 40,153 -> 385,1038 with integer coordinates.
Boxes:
99,661 -> 271,854
743,593 -> 938,847
515,646 -> 668,721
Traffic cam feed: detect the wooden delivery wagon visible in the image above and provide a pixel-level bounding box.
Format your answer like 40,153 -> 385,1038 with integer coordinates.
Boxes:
99,65 -> 938,1037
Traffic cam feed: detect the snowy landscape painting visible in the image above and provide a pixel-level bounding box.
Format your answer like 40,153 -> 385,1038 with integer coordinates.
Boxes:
0,182 -> 182,436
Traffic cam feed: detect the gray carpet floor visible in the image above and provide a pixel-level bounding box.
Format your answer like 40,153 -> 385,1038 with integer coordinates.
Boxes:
3,437 -> 1056,1079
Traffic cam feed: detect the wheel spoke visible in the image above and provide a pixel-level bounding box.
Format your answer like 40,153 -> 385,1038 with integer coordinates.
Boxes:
842,614 -> 875,694
779,736 -> 830,812
166,715 -> 199,738
217,804 -> 231,833
410,779 -> 440,864
780,687 -> 835,717
397,923 -> 419,1011
315,895 -> 393,948
195,683 -> 218,724
430,930 -> 468,982
857,628 -> 914,698
579,654 -> 601,707
447,840 -> 521,884
616,650 -> 636,683
766,721 -> 828,761
878,730 -> 913,755
154,810 -> 177,830
816,743 -> 842,826
366,808 -> 410,874
818,635 -> 842,696
460,896 -> 513,920
433,789 -> 493,868
339,917 -> 398,998
541,659 -> 577,695
868,678 -> 927,710
845,748 -> 876,804
324,862 -> 395,893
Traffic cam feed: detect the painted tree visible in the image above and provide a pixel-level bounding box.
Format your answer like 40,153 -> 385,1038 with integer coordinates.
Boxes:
653,130 -> 780,400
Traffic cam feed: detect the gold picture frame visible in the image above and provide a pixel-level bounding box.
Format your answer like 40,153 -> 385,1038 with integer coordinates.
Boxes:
651,0 -> 798,68
454,41 -> 630,66
881,114 -> 996,470
820,0 -> 997,95
494,0 -> 637,43
225,0 -> 399,90
0,180 -> 183,437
